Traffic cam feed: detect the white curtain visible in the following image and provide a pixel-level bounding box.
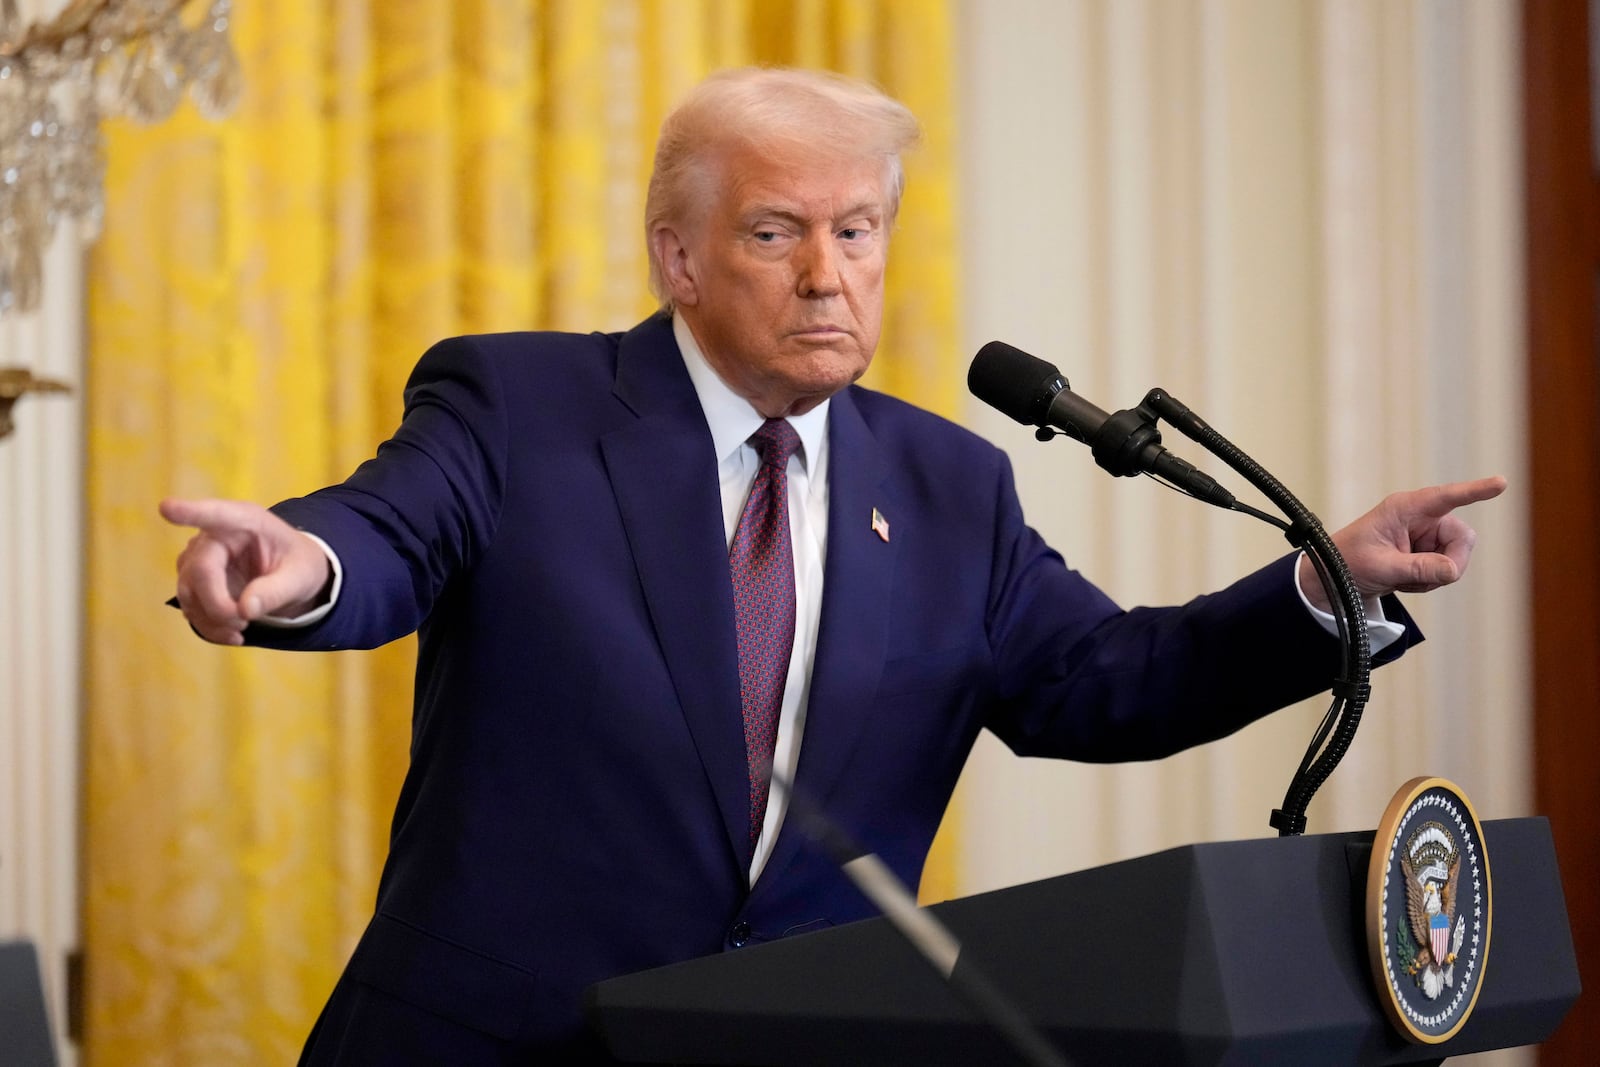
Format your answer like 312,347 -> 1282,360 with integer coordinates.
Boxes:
0,209 -> 84,1067
954,1 -> 1527,1062
1,1 -> 85,1057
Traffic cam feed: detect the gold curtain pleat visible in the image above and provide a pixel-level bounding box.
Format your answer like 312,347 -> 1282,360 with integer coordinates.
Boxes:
84,2 -> 959,1061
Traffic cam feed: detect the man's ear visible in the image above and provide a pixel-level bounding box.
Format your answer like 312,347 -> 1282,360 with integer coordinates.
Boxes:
652,225 -> 700,308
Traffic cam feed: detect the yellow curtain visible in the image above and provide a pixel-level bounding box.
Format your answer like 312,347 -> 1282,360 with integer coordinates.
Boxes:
84,1 -> 958,1061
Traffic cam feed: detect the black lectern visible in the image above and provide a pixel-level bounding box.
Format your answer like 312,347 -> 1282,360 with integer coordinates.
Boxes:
588,817 -> 1578,1065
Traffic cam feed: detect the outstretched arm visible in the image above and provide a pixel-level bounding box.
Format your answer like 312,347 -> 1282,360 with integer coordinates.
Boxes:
160,497 -> 333,645
1297,475 -> 1508,612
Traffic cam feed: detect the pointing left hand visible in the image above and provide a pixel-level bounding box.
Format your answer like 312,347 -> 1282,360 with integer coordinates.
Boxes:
1298,476 -> 1508,612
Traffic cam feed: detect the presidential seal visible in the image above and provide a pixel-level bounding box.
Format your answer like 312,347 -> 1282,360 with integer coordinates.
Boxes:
1366,777 -> 1492,1044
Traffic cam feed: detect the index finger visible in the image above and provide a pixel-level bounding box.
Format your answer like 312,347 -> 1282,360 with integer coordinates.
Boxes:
159,496 -> 261,534
1407,475 -> 1508,517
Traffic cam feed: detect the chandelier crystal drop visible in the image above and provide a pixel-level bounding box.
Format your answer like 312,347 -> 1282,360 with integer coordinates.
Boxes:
0,0 -> 240,315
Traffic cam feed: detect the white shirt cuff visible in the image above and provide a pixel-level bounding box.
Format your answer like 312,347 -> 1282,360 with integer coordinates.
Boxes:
253,532 -> 343,629
1293,552 -> 1403,655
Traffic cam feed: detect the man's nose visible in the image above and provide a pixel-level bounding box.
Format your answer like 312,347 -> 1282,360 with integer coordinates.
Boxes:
796,233 -> 843,297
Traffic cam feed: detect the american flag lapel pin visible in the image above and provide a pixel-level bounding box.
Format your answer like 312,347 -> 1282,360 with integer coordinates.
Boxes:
870,507 -> 890,543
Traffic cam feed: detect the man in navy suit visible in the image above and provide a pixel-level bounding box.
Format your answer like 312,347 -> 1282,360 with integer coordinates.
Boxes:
163,68 -> 1503,1062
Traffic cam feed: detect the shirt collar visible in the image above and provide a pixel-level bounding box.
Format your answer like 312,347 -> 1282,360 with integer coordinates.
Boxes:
673,311 -> 829,471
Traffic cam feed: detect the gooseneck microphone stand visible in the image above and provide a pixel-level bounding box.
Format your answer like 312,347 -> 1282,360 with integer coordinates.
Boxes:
1039,388 -> 1371,837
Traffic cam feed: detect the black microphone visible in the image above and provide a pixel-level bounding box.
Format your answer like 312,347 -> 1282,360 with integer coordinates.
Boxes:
968,341 -> 1235,508
968,341 -> 1111,443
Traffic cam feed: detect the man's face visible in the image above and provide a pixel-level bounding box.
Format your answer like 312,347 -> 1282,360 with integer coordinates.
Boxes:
660,142 -> 890,418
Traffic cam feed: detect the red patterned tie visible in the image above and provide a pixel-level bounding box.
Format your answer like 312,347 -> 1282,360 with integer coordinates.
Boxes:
729,418 -> 801,852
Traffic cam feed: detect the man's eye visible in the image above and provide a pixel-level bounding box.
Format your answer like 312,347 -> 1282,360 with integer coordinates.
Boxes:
753,231 -> 779,242
839,228 -> 863,240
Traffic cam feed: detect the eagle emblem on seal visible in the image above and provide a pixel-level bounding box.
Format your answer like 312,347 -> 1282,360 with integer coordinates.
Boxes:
1396,820 -> 1466,1000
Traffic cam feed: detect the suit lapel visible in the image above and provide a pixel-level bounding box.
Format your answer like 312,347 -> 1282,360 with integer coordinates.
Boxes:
601,317 -> 749,870
755,389 -> 899,891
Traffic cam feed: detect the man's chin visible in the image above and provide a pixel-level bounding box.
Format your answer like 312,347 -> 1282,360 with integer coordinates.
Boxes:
784,341 -> 870,373
793,363 -> 868,396
764,371 -> 865,417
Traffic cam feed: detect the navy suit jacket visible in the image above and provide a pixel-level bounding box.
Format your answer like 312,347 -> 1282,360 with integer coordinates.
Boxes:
254,313 -> 1416,1059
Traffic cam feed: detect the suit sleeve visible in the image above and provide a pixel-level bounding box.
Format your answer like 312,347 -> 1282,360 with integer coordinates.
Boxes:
978,451 -> 1421,763
250,336 -> 508,651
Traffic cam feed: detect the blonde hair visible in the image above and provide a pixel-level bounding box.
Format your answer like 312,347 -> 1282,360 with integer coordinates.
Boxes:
644,67 -> 921,305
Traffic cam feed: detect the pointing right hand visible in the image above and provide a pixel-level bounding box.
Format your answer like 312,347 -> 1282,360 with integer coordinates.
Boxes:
160,497 -> 332,645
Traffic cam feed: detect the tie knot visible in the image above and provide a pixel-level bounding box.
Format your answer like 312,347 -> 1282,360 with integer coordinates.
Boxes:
750,418 -> 801,470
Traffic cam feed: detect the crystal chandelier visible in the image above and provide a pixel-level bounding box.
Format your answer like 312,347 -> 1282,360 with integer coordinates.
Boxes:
0,0 -> 240,315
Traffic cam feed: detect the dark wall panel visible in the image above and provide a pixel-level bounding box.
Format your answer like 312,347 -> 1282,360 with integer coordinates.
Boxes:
1523,1 -> 1600,1062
